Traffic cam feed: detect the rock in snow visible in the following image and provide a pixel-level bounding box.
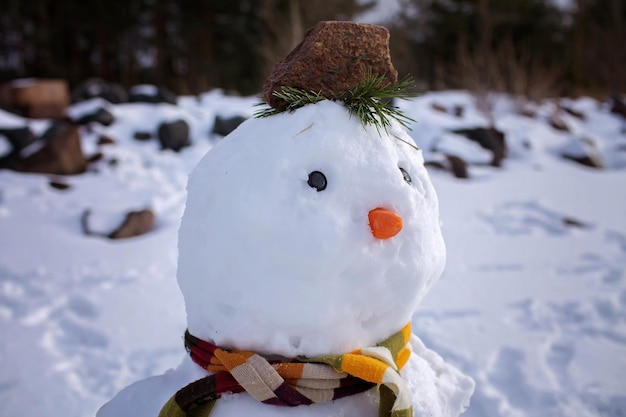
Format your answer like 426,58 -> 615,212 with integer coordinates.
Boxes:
158,119 -> 190,152
0,126 -> 35,154
212,114 -> 248,137
11,122 -> 87,175
263,21 -> 397,110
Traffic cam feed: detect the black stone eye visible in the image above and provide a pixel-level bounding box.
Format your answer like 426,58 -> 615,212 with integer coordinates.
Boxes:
307,171 -> 327,192
399,167 -> 412,184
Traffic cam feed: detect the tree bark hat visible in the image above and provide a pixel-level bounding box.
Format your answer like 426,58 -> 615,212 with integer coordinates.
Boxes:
262,21 -> 399,110
258,21 -> 415,133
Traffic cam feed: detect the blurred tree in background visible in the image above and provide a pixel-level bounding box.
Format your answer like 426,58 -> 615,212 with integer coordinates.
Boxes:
0,0 -> 372,95
390,0 -> 565,90
389,0 -> 625,96
0,0 -> 623,97
570,0 -> 626,94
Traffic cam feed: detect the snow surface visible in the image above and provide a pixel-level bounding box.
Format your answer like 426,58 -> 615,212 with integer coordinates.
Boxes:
1,90 -> 625,417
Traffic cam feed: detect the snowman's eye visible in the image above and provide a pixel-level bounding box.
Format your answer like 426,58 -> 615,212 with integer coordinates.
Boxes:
307,171 -> 327,192
399,167 -> 412,184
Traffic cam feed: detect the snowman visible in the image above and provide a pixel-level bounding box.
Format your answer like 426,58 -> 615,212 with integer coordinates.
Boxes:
97,21 -> 474,417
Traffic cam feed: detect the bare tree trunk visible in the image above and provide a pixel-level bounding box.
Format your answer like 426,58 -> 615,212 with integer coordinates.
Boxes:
478,0 -> 492,57
259,0 -> 305,79
572,0 -> 586,93
154,0 -> 167,86
289,0 -> 303,50
475,0 -> 495,127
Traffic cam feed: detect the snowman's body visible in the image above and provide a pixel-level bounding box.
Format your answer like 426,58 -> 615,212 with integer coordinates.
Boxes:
97,101 -> 474,417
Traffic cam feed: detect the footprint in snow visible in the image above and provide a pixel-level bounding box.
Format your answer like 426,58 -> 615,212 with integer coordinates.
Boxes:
67,294 -> 100,320
546,341 -> 575,383
607,230 -> 626,255
508,297 -> 626,344
487,347 -> 559,412
556,250 -> 624,285
40,293 -> 123,397
0,268 -> 50,322
45,294 -> 108,352
479,200 -> 591,236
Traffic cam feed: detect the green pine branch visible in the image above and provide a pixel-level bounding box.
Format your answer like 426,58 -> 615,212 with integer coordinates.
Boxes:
254,73 -> 418,133
254,87 -> 325,118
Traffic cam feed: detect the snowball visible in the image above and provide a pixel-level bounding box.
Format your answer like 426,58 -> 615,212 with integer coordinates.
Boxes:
177,101 -> 446,357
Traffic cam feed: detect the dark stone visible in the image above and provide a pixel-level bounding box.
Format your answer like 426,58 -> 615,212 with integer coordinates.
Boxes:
263,21 -> 398,110
97,135 -> 116,145
1,79 -> 69,119
39,121 -> 69,142
452,127 -> 507,167
562,154 -> 603,169
562,106 -> 585,120
129,85 -> 177,105
550,114 -> 569,131
610,96 -> 626,119
29,104 -> 68,119
75,107 -> 114,126
424,160 -> 447,171
71,78 -> 128,104
453,105 -> 464,118
520,108 -> 537,118
431,102 -> 447,113
212,115 -> 247,137
561,138 -> 603,169
49,180 -> 71,190
562,217 -> 588,228
0,126 -> 36,153
81,208 -> 155,239
446,154 -> 469,179
11,122 -> 87,175
423,156 -> 469,179
108,209 -> 155,239
134,131 -> 152,141
0,154 -> 14,169
87,152 -> 104,163
158,119 -> 190,152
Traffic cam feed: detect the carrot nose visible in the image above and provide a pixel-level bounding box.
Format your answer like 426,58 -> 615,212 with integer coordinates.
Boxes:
368,208 -> 403,239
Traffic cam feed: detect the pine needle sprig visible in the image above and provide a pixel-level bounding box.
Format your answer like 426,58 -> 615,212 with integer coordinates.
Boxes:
254,87 -> 325,118
254,73 -> 418,133
344,73 -> 416,101
341,73 -> 416,133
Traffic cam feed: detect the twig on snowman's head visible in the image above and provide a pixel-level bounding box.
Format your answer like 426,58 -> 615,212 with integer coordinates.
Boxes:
392,134 -> 421,152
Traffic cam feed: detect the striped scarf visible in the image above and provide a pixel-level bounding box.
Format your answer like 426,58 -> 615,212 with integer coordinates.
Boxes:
159,323 -> 413,417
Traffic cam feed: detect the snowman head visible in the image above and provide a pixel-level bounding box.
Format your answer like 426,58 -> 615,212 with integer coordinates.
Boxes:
177,100 -> 446,358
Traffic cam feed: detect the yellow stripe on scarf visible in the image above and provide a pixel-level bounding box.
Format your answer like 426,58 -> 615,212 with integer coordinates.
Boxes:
341,353 -> 388,383
306,323 -> 413,417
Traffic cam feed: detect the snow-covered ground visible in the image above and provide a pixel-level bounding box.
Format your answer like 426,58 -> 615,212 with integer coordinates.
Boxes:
0,90 -> 625,417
